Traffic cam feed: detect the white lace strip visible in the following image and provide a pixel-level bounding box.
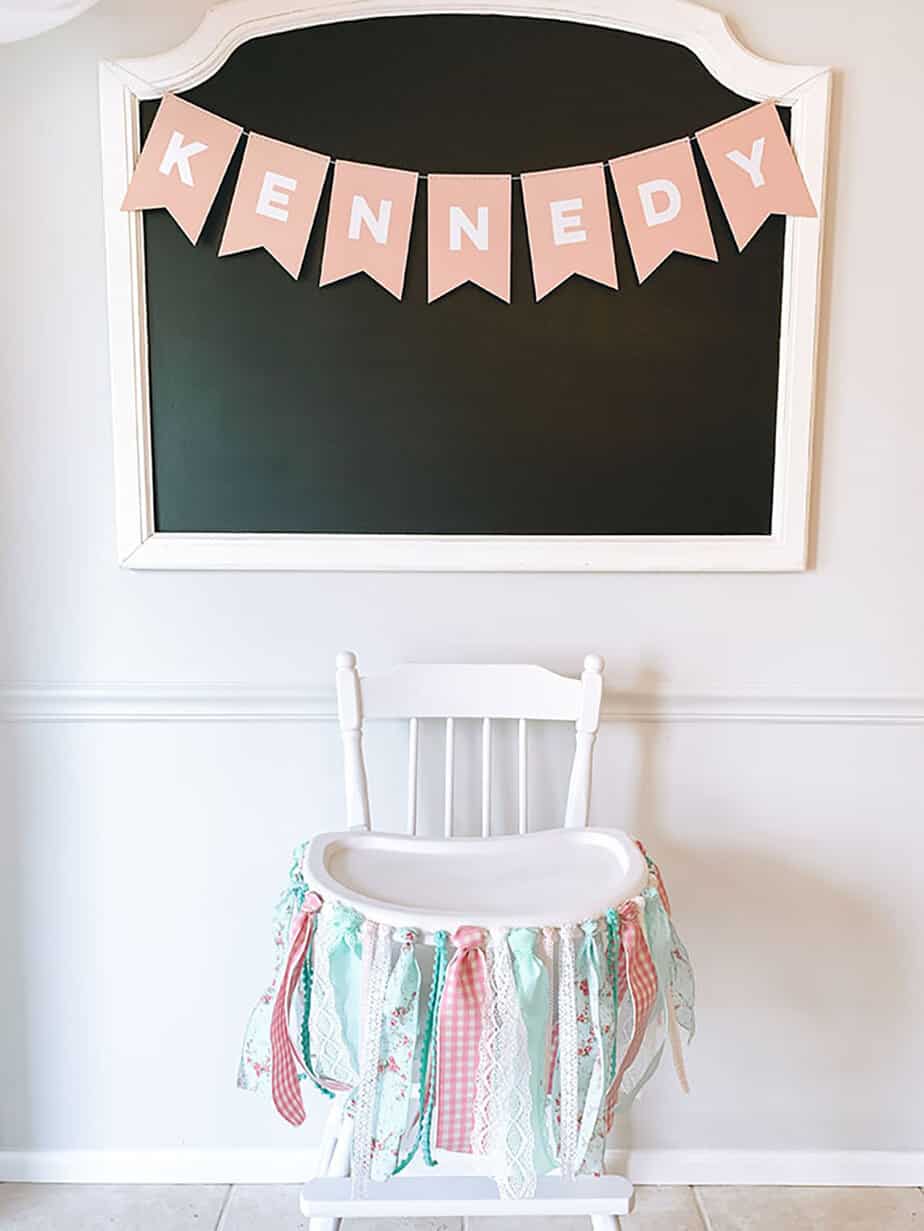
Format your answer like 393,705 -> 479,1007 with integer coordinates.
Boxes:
557,924 -> 579,1181
471,940 -> 496,1159
351,922 -> 392,1195
574,923 -> 605,1174
308,904 -> 356,1087
486,928 -> 536,1200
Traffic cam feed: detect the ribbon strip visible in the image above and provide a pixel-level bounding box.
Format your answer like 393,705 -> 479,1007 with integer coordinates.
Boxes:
238,841 -> 311,1094
436,926 -> 488,1152
269,890 -> 324,1126
473,928 -> 537,1199
509,927 -> 556,1176
351,921 -> 393,1194
556,924 -> 580,1180
368,928 -> 422,1181
603,898 -> 658,1130
574,920 -> 606,1175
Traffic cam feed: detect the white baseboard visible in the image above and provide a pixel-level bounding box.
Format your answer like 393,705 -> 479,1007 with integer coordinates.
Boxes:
1,1147 -> 922,1186
0,1149 -> 317,1185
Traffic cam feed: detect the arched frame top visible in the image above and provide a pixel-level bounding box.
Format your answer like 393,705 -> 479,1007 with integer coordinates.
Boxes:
99,0 -> 832,572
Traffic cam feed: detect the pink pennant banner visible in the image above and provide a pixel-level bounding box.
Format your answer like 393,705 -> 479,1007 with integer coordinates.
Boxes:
521,163 -> 618,301
696,101 -> 816,251
319,160 -> 418,299
427,175 -> 511,303
218,134 -> 329,278
121,94 -> 242,244
608,139 -> 717,283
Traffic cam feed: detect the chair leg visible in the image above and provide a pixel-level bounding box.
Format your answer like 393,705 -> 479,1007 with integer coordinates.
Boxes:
307,1099 -> 352,1231
590,1218 -> 619,1231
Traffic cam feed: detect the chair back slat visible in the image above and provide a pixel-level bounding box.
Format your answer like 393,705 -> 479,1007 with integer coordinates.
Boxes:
481,717 -> 493,837
443,717 -> 455,837
407,717 -> 419,835
336,653 -> 604,836
517,718 -> 528,835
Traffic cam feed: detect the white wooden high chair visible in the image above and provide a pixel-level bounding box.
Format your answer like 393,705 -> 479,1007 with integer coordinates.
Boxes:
300,651 -> 646,1229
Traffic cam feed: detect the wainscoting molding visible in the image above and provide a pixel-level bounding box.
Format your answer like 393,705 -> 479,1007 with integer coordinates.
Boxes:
1,1146 -> 922,1186
0,683 -> 922,725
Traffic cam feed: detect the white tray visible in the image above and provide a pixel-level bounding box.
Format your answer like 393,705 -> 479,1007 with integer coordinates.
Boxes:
306,826 -> 647,934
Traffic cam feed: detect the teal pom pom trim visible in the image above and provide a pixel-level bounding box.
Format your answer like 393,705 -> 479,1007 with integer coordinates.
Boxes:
393,928 -> 449,1174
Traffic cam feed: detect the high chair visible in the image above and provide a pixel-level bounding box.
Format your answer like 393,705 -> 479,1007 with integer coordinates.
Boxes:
300,651 -> 644,1229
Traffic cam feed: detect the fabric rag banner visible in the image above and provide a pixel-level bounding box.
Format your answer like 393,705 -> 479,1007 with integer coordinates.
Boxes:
122,95 -> 817,302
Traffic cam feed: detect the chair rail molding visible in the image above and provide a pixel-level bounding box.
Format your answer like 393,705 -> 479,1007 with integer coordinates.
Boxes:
1,683 -> 921,725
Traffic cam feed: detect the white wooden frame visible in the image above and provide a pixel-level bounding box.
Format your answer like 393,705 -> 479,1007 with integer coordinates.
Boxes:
99,0 -> 832,572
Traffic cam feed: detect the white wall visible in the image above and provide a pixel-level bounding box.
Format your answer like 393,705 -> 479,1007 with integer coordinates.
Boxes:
1,0 -> 922,1183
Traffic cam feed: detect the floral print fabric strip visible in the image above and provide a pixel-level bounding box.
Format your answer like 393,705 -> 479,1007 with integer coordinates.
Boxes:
239,839 -> 694,1199
369,929 -> 422,1181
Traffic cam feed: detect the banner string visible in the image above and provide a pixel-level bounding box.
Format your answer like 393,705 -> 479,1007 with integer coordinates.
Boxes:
119,65 -> 829,181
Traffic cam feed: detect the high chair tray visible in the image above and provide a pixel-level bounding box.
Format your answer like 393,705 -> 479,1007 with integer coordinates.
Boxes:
306,826 -> 647,933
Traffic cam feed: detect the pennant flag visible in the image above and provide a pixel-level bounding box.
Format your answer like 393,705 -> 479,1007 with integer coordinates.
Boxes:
521,164 -> 618,301
608,139 -> 717,283
427,174 -> 512,303
319,160 -> 418,299
121,94 -> 242,244
218,134 -> 329,278
696,101 -> 816,250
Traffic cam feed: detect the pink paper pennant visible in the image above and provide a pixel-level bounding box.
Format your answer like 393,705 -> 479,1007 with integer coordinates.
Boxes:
427,175 -> 511,303
696,101 -> 816,251
218,134 -> 329,278
608,139 -> 717,283
121,94 -> 242,245
520,164 -> 618,300
319,160 -> 418,299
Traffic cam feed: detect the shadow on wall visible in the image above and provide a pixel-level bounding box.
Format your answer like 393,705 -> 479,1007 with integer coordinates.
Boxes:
617,664 -> 904,1153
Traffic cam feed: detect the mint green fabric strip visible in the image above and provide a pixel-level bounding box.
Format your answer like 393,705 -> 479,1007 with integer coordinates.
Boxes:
643,887 -> 673,1018
509,928 -> 556,1175
327,903 -> 364,1072
669,919 -> 696,1042
237,841 -> 311,1094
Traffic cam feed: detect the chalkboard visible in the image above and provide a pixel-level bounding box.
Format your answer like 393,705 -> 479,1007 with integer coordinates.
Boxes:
140,14 -> 786,537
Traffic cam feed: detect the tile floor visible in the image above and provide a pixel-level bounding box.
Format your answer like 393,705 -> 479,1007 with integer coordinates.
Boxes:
1,1185 -> 923,1229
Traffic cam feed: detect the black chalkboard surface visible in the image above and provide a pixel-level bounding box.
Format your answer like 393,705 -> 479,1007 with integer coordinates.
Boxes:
140,15 -> 785,536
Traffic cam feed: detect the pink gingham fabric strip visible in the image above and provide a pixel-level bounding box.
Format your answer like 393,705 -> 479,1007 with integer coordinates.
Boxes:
604,899 -> 658,1128
269,891 -> 323,1126
435,925 -> 486,1152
